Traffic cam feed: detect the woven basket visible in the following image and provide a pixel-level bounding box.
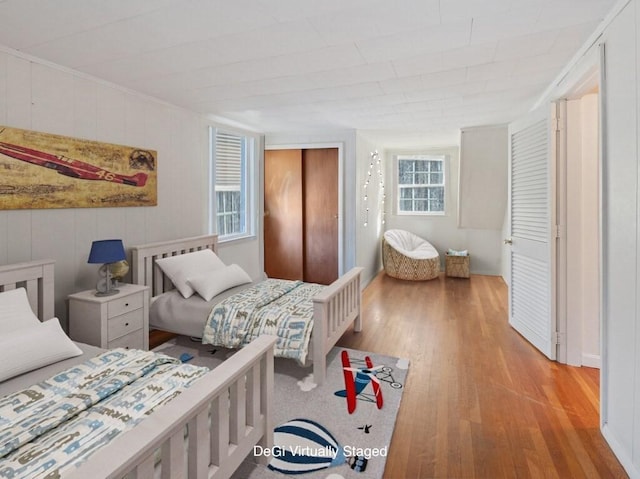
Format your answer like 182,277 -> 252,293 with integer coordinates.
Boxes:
445,253 -> 470,278
382,238 -> 440,281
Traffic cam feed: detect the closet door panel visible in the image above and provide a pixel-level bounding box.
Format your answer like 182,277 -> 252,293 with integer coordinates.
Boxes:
303,148 -> 339,284
264,149 -> 303,280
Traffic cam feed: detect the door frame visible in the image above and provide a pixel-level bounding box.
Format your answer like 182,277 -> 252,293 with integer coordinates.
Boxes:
556,84 -> 602,369
262,142 -> 345,277
551,49 -> 603,362
545,44 -> 606,421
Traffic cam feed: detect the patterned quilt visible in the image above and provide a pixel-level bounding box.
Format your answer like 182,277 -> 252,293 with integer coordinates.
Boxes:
0,348 -> 208,479
202,279 -> 325,364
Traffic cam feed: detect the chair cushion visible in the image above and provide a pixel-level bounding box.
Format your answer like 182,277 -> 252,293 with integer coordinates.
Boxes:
383,229 -> 439,260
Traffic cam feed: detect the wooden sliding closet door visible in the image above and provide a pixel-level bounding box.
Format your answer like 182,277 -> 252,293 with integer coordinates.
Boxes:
264,147 -> 339,284
303,148 -> 338,284
264,149 -> 303,280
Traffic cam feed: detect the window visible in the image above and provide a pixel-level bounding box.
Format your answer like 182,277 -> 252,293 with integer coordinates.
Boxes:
210,128 -> 255,240
396,155 -> 445,214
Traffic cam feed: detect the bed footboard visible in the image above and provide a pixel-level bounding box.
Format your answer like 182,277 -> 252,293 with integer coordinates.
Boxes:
312,267 -> 363,385
66,335 -> 276,479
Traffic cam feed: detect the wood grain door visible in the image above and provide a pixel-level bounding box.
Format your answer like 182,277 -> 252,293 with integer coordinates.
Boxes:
302,148 -> 339,284
264,149 -> 303,280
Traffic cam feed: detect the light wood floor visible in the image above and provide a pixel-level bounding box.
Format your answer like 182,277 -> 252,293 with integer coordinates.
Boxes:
336,272 -> 627,479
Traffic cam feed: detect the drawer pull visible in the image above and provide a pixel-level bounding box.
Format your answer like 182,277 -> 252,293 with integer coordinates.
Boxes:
125,322 -> 129,327
108,295 -> 143,317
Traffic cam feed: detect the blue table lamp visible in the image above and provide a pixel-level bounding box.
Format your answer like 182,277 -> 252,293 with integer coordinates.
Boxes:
88,239 -> 127,296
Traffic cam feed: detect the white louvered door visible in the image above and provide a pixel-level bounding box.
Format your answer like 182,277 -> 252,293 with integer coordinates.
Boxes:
507,104 -> 557,360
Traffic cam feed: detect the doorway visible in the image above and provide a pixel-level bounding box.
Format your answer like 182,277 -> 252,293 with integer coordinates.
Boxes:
506,66 -> 602,369
558,88 -> 601,369
264,147 -> 340,285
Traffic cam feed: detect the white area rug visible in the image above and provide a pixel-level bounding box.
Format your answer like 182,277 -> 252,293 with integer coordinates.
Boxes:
154,336 -> 409,479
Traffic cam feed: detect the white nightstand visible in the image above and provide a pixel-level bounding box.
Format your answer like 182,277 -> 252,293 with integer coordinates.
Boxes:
68,284 -> 150,350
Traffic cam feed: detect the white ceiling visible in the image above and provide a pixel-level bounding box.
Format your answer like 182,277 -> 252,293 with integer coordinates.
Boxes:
0,0 -> 616,147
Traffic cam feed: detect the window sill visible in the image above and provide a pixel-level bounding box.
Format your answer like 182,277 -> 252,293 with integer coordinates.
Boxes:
217,233 -> 257,245
397,211 -> 446,217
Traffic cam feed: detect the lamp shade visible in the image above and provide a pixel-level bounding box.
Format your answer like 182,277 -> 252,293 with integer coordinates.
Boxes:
88,239 -> 126,264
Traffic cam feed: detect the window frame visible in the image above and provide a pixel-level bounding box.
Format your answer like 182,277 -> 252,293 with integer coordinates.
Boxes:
394,154 -> 447,216
209,126 -> 257,243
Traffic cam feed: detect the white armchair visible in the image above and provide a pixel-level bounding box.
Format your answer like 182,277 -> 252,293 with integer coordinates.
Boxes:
382,229 -> 440,280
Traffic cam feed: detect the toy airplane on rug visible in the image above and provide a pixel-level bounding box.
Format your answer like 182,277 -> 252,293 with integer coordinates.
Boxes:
335,350 -> 404,414
335,351 -> 383,414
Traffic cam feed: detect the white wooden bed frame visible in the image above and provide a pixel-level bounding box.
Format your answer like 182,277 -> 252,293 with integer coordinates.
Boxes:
132,234 -> 363,385
0,259 -> 276,479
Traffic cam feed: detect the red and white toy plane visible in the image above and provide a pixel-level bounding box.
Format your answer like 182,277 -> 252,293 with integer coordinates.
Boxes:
335,350 -> 384,414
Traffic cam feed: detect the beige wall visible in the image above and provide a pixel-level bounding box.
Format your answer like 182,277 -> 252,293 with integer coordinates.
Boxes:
459,125 -> 508,231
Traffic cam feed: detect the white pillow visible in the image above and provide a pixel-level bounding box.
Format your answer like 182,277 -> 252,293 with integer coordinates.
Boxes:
0,317 -> 83,382
187,264 -> 252,301
0,287 -> 41,333
155,249 -> 226,298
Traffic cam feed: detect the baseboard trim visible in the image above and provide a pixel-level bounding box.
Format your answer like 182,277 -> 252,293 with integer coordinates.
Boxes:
601,423 -> 640,478
582,353 -> 601,369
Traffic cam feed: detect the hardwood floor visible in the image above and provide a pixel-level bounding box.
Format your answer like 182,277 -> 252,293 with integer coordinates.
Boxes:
149,329 -> 177,349
336,272 -> 628,479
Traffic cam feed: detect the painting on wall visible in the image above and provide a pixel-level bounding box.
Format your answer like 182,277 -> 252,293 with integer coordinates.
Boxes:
0,126 -> 157,210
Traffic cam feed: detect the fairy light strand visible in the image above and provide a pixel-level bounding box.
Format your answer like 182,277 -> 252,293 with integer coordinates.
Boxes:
362,150 -> 385,227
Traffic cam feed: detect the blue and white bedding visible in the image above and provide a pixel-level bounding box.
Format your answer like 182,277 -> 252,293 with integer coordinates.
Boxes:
202,279 -> 325,364
0,348 -> 208,478
149,280 -> 259,339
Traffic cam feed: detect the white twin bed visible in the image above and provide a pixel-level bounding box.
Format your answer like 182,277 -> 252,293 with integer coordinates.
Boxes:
132,234 -> 363,385
0,235 -> 363,477
0,259 -> 276,479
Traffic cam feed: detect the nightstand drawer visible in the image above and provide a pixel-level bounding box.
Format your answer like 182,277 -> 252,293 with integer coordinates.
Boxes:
108,329 -> 144,350
108,309 -> 144,340
108,293 -> 143,318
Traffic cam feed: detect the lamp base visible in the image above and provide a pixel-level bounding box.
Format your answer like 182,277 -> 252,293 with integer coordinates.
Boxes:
95,264 -> 119,297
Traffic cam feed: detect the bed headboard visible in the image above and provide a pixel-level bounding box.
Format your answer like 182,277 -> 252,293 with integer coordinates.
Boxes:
131,235 -> 218,297
0,259 -> 55,321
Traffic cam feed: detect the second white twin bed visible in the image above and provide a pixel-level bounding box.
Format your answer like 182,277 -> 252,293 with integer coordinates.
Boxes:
132,234 -> 363,385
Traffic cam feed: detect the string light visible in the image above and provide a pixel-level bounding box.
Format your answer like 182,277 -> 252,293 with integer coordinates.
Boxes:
362,150 -> 385,227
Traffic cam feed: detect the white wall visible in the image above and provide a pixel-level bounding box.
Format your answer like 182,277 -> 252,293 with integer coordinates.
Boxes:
599,1 -> 640,474
555,0 -> 640,475
355,133 -> 385,286
597,2 -> 638,473
384,145 -> 504,275
0,47 -> 213,326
